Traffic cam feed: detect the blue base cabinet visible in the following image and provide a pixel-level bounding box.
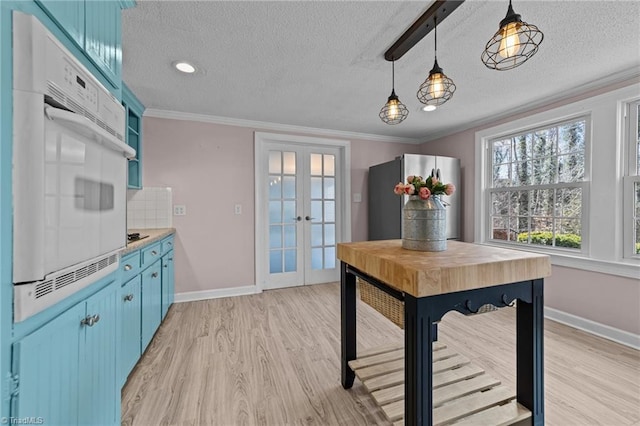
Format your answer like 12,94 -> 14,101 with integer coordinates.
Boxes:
11,280 -> 119,425
119,275 -> 142,388
141,260 -> 162,352
161,250 -> 174,319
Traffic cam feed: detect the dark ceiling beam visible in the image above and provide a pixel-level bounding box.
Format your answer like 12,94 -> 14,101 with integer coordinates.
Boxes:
384,0 -> 465,61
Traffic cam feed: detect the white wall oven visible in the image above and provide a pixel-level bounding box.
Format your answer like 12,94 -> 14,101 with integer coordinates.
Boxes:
12,12 -> 135,322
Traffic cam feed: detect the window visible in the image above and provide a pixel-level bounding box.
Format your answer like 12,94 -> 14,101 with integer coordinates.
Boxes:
624,100 -> 640,258
488,118 -> 587,251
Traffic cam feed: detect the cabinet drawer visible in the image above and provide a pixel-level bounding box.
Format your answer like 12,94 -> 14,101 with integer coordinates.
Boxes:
161,236 -> 174,253
121,252 -> 141,283
141,243 -> 162,269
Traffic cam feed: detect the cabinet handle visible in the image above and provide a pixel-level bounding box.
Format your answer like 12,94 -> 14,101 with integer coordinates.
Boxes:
164,264 -> 168,268
81,315 -> 95,327
151,250 -> 158,256
152,272 -> 158,278
167,242 -> 172,246
92,314 -> 100,324
124,294 -> 134,302
124,264 -> 132,271
169,258 -> 173,261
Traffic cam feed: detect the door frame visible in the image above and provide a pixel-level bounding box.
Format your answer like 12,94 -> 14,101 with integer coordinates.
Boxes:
254,132 -> 351,292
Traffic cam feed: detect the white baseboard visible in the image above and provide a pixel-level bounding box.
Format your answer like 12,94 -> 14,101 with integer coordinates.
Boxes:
544,306 -> 640,350
175,285 -> 259,303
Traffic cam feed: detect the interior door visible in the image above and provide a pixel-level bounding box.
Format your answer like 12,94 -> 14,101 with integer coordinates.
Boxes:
263,143 -> 342,290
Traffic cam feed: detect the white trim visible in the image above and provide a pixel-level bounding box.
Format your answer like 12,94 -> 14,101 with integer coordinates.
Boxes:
423,67 -> 640,143
144,108 -> 420,144
254,132 -> 351,292
174,285 -> 258,303
544,306 -> 640,350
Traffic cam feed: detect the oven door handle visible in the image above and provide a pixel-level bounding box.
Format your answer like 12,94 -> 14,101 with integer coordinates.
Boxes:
44,106 -> 136,159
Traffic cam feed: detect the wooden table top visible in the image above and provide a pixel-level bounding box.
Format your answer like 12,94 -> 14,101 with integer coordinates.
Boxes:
337,240 -> 551,298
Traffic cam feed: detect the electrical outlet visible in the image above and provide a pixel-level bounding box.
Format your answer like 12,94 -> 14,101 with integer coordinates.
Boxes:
234,204 -> 242,215
174,205 -> 186,216
353,193 -> 362,203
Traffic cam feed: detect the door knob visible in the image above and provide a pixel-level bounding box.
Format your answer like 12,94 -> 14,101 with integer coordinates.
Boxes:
293,216 -> 302,222
305,216 -> 315,221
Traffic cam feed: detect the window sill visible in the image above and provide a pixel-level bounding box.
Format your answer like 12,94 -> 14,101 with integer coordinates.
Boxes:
476,241 -> 640,280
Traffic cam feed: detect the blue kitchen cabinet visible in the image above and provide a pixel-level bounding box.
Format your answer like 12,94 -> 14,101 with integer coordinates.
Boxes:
11,280 -> 119,425
34,0 -> 85,48
84,0 -> 122,88
122,84 -> 145,189
119,275 -> 142,387
161,250 -> 174,319
141,260 -> 162,352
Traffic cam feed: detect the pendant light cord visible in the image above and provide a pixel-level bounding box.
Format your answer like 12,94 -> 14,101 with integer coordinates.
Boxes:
391,59 -> 395,91
434,15 -> 438,61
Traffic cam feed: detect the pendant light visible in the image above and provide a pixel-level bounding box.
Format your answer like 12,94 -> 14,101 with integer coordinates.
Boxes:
481,0 -> 544,70
417,15 -> 455,108
379,59 -> 409,125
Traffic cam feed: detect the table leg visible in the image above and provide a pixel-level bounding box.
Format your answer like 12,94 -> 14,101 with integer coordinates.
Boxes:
517,278 -> 545,426
405,294 -> 435,426
341,262 -> 356,389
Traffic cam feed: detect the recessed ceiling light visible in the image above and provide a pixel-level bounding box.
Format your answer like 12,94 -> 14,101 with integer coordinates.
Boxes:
422,105 -> 437,112
174,61 -> 196,73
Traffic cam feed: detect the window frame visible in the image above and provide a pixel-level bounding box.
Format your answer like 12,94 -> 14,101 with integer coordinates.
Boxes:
486,116 -> 590,255
623,99 -> 640,259
474,83 -> 640,279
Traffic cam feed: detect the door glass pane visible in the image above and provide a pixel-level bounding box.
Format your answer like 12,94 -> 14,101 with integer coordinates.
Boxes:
310,177 -> 322,199
269,176 -> 282,200
269,251 -> 282,273
269,151 -> 281,174
324,177 -> 335,199
269,201 -> 281,224
311,247 -> 323,270
311,201 -> 322,222
324,247 -> 336,269
310,153 -> 322,175
283,176 -> 296,199
283,152 -> 296,174
284,225 -> 296,248
311,224 -> 323,246
324,201 -> 335,222
269,225 -> 282,249
284,249 -> 296,272
283,201 -> 296,223
324,224 -> 335,246
324,154 -> 335,176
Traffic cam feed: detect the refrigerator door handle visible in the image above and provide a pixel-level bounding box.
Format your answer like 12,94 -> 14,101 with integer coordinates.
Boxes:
437,168 -> 441,180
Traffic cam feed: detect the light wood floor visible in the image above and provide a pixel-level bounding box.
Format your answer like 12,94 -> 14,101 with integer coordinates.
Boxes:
122,283 -> 640,426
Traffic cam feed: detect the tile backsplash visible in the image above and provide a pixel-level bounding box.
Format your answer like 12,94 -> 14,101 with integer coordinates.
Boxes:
127,187 -> 173,229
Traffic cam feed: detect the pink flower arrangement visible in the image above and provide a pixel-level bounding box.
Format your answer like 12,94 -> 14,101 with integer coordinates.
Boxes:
394,175 -> 456,200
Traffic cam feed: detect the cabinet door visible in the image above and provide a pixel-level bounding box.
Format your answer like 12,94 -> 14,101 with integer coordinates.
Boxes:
161,251 -> 174,319
35,0 -> 85,48
78,283 -> 119,425
84,0 -> 122,87
11,303 -> 85,424
120,275 -> 142,387
141,261 -> 162,351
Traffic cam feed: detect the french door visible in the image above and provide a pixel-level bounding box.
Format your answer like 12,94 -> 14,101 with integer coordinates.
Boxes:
256,135 -> 348,290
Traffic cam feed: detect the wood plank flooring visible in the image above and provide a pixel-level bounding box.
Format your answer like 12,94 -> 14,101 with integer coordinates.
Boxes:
122,283 -> 640,426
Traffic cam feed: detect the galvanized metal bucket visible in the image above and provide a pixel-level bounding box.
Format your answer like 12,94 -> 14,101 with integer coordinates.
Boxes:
402,195 -> 447,251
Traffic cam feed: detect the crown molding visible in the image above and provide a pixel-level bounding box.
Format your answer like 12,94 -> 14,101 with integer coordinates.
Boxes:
143,109 -> 422,145
421,66 -> 640,143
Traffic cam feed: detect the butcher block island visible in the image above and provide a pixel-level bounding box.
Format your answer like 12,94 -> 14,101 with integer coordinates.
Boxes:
337,240 -> 551,426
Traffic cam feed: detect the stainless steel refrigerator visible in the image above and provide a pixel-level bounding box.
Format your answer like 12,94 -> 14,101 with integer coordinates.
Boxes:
368,154 -> 461,241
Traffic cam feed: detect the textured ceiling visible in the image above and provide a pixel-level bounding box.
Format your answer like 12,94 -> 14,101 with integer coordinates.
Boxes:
122,1 -> 640,142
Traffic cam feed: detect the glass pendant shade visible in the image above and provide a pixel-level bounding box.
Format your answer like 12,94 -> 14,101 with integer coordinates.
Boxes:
417,59 -> 456,106
379,60 -> 408,125
481,0 -> 544,70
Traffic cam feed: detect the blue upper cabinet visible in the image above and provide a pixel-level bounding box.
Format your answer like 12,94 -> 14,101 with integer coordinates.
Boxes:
31,0 -> 137,97
34,0 -> 85,48
85,1 -> 122,88
122,83 -> 145,189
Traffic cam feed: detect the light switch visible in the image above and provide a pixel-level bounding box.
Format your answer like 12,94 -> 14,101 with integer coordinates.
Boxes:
234,204 -> 242,215
174,205 -> 186,216
353,193 -> 362,203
